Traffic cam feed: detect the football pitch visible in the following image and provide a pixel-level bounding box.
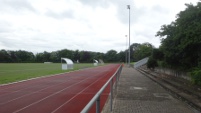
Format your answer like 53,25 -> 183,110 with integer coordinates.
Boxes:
0,63 -> 96,84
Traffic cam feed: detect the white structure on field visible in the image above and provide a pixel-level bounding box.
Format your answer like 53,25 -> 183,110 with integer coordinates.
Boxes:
93,59 -> 98,66
61,58 -> 74,70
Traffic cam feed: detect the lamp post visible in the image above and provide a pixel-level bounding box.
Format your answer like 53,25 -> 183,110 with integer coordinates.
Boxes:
127,5 -> 131,66
125,35 -> 127,64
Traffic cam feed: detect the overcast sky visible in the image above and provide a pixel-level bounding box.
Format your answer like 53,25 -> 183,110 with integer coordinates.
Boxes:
0,0 -> 199,53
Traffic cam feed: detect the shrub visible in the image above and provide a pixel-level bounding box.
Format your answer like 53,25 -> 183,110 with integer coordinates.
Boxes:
147,57 -> 158,70
190,68 -> 201,86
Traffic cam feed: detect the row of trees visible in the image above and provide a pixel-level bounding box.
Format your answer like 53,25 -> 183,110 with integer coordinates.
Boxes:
150,2 -> 201,85
0,43 -> 154,63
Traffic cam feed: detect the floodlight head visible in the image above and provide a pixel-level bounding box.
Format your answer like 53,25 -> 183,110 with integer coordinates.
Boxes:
127,5 -> 130,9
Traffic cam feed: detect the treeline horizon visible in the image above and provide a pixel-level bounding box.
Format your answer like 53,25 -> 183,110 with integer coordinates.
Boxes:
0,42 -> 154,63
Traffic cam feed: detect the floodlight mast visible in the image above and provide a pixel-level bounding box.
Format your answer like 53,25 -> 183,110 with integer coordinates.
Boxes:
127,5 -> 131,66
125,35 -> 128,64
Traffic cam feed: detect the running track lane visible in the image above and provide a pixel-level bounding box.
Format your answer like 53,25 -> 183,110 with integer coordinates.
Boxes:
0,64 -> 121,113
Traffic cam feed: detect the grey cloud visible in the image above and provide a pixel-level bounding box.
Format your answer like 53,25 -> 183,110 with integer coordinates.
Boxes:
0,34 -> 56,53
135,31 -> 154,40
77,0 -> 133,24
0,37 -> 22,50
78,0 -> 110,8
110,0 -> 136,24
116,3 -> 169,27
0,0 -> 36,13
151,5 -> 169,14
115,3 -> 169,25
45,10 -> 74,19
77,0 -> 141,24
0,20 -> 13,33
116,5 -> 146,24
77,0 -> 137,24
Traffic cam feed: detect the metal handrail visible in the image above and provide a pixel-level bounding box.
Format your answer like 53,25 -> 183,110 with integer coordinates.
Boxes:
80,64 -> 123,113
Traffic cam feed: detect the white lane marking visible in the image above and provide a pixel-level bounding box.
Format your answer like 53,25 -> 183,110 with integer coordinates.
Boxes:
51,69 -> 111,113
0,71 -> 96,105
0,80 -> 69,105
13,68 -> 106,113
0,80 -> 50,97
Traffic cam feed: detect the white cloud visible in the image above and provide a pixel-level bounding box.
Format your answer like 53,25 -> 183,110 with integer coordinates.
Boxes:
0,0 -> 199,53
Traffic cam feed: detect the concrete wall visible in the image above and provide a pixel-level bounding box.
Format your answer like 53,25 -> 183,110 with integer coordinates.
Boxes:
134,57 -> 149,69
155,67 -> 191,81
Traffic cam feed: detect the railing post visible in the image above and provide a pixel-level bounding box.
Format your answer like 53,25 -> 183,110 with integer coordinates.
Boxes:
96,96 -> 100,113
115,73 -> 118,89
81,65 -> 122,113
110,79 -> 113,111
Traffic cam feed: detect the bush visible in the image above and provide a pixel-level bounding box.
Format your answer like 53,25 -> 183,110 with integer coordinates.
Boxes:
147,57 -> 158,70
190,68 -> 201,86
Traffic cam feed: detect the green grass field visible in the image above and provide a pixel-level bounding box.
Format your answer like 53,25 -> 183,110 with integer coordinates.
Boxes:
0,63 -> 96,84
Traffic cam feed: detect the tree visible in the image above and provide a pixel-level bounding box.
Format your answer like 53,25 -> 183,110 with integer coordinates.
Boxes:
42,51 -> 51,62
156,2 -> 201,70
35,53 -> 44,62
8,51 -> 18,62
50,51 -> 59,62
80,51 -> 92,63
133,42 -> 153,61
0,49 -> 12,62
0,50 -> 35,63
117,51 -> 125,62
0,42 -> 157,63
130,43 -> 141,61
73,50 -> 80,62
58,49 -> 74,60
152,48 -> 164,61
104,50 -> 118,62
8,50 -> 35,62
147,56 -> 158,70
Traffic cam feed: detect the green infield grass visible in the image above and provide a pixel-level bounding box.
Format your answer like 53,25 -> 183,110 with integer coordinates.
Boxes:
0,63 -> 96,84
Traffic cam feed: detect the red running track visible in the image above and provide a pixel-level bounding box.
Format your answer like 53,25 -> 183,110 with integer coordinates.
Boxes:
0,64 -> 120,113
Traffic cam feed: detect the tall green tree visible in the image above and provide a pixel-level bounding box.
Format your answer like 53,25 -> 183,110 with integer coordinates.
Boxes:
0,50 -> 35,63
117,51 -> 125,62
0,49 -> 12,62
104,50 -> 118,62
50,51 -> 59,62
133,42 -> 153,61
130,43 -> 141,61
73,50 -> 80,62
156,2 -> 201,70
80,51 -> 92,63
16,50 -> 35,62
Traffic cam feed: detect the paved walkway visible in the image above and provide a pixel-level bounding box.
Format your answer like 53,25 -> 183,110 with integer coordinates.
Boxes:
103,67 -> 198,113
